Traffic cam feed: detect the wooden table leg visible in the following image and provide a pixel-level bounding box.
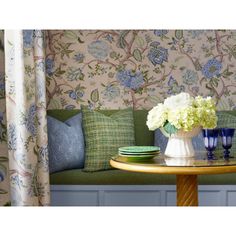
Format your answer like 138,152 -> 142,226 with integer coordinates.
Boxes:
176,175 -> 198,206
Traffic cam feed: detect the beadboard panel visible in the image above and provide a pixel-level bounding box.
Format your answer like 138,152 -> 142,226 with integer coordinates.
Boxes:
226,191 -> 236,206
50,185 -> 236,206
51,188 -> 99,206
103,190 -> 161,206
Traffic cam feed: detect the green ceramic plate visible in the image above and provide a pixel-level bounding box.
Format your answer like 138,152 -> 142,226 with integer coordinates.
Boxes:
119,151 -> 160,155
123,155 -> 158,161
119,154 -> 155,158
119,152 -> 158,157
119,146 -> 160,153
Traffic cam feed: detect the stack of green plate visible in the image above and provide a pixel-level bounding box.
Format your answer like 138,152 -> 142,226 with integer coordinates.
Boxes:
118,146 -> 160,160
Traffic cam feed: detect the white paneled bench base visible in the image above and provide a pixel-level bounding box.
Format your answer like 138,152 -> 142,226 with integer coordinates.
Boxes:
50,185 -> 236,206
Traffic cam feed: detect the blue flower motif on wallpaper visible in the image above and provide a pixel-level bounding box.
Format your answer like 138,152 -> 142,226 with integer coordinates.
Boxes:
0,111 -> 6,142
192,86 -> 199,94
154,30 -> 168,37
69,90 -> 84,100
65,105 -> 76,110
104,34 -> 114,43
150,41 -> 160,47
182,69 -> 198,85
0,72 -> 5,92
67,68 -> 84,81
202,58 -> 222,79
116,70 -> 144,90
102,84 -> 120,101
65,84 -> 85,103
187,30 -> 205,39
0,169 -> 4,182
8,123 -> 17,151
23,30 -> 34,48
0,111 -> 3,122
45,58 -> 54,76
74,53 -> 84,63
69,91 -> 77,100
148,42 -> 168,66
0,163 -> 6,182
45,30 -> 236,111
167,76 -> 185,95
88,40 -> 109,60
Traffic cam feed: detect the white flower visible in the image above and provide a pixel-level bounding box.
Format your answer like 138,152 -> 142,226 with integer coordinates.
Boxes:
146,92 -> 217,133
146,103 -> 167,131
164,92 -> 193,111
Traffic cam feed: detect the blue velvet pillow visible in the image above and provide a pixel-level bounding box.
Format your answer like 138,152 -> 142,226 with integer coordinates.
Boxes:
47,113 -> 85,173
154,129 -> 205,153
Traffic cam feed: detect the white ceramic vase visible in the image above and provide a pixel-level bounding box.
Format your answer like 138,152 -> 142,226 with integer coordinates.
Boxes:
162,127 -> 201,158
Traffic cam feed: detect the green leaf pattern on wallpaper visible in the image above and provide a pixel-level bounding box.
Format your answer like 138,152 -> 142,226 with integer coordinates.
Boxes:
45,30 -> 236,110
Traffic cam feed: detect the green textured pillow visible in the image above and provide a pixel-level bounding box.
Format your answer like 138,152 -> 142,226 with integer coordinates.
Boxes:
215,112 -> 236,155
81,106 -> 135,172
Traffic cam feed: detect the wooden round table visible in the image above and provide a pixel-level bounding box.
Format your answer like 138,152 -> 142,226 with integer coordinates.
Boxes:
110,152 -> 236,206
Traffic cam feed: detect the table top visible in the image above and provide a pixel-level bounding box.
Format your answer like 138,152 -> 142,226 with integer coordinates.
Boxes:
110,151 -> 236,175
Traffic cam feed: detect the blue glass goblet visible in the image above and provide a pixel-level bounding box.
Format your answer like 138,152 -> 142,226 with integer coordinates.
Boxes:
202,129 -> 219,160
220,128 -> 235,159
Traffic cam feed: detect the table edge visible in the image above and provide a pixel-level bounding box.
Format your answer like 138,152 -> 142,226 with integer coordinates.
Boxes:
110,159 -> 236,175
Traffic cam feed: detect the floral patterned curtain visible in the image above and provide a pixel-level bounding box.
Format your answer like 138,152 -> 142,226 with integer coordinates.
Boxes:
4,30 -> 50,206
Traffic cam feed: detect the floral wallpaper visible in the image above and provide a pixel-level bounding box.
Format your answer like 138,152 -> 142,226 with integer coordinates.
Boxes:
46,30 -> 236,110
0,30 -> 10,206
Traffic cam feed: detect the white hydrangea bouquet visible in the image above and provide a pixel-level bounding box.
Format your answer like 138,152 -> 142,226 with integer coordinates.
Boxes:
147,92 -> 217,158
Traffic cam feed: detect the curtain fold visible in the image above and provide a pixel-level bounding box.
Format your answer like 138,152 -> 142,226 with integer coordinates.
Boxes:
4,30 -> 50,206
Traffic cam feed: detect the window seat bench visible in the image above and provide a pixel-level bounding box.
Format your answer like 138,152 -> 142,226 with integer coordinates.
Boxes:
48,109 -> 236,206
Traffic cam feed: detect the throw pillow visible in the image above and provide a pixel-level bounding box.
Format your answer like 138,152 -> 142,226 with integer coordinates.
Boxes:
81,106 -> 135,172
47,113 -> 85,173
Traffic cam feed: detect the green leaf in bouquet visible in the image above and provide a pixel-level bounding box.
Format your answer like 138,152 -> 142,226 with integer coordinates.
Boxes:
163,121 -> 178,135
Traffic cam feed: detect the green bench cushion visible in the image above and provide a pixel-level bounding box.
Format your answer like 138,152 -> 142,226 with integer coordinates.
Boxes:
48,109 -> 236,186
50,169 -> 236,185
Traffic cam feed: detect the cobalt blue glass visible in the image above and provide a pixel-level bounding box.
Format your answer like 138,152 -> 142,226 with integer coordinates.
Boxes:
202,129 -> 219,160
220,128 -> 235,159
